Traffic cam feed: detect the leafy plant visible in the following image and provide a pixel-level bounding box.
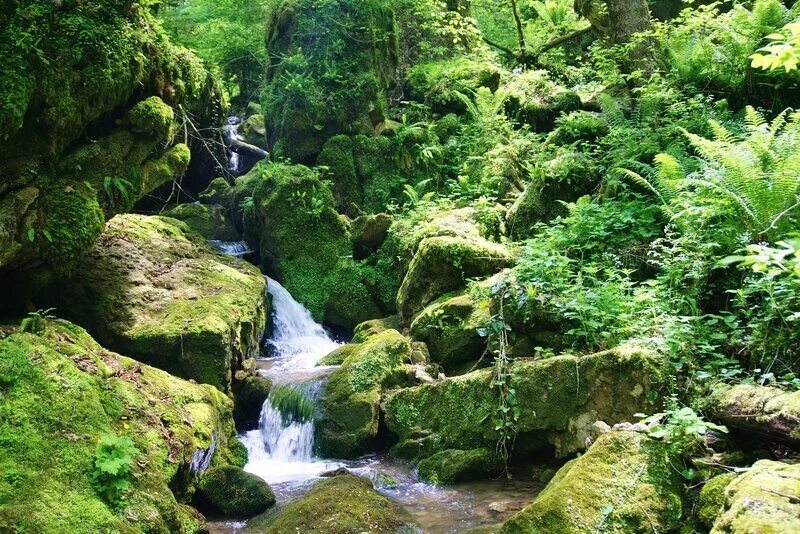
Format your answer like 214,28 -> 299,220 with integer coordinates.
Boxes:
751,20 -> 800,72
19,308 -> 56,334
636,398 -> 728,459
103,175 -> 133,208
90,434 -> 138,505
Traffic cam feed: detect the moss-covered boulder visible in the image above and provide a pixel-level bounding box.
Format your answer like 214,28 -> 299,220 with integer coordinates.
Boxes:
406,57 -> 503,114
263,0 -> 399,162
241,114 -> 268,150
244,473 -> 410,533
234,376 -> 273,429
316,330 -> 411,458
697,473 -> 737,530
410,291 -> 490,374
0,1 -> 223,303
503,70 -> 581,132
396,235 -> 512,321
163,203 -> 240,241
199,177 -> 235,206
317,135 -> 361,216
352,316 -> 402,344
196,466 -> 275,517
352,213 -> 393,260
417,449 -> 503,485
247,162 -> 383,329
500,431 -> 683,533
710,460 -> 800,533
39,214 -> 268,391
0,320 -> 243,533
384,345 -> 664,461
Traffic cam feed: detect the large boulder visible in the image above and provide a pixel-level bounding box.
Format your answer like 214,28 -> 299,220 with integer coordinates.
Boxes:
384,345 -> 664,461
163,202 -> 240,241
38,214 -> 268,391
406,57 -> 503,114
263,0 -> 399,162
500,431 -> 684,533
396,235 -> 512,321
710,460 -> 800,533
247,162 -> 383,329
417,448 -> 503,485
196,466 -> 275,517
0,1 -> 223,306
316,329 -> 411,458
410,291 -> 490,375
0,320 -> 245,533
244,473 -> 410,533
503,70 -> 581,132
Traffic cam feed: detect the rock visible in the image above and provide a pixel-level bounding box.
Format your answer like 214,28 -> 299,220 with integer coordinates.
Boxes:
410,291 -> 490,374
264,0 -> 399,162
396,236 -> 512,321
702,384 -> 800,447
352,316 -> 401,343
0,320 -> 243,533
417,449 -> 503,485
321,467 -> 352,477
352,213 -> 393,259
244,474 -> 410,533
196,466 -> 275,517
488,501 -> 509,515
383,345 -> 664,461
247,162 -> 382,329
241,114 -> 268,150
316,330 -> 411,458
406,57 -> 503,114
317,135 -> 361,215
163,203 -> 240,241
318,344 -> 358,366
372,471 -> 399,489
711,460 -> 800,533
503,70 -> 581,132
697,473 -> 737,530
234,376 -> 273,430
500,431 -> 683,533
199,177 -> 235,206
38,214 -> 268,391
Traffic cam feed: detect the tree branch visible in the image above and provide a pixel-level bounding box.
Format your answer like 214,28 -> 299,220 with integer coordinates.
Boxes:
538,25 -> 593,54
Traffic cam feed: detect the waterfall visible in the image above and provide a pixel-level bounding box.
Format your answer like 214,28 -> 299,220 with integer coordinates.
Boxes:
241,277 -> 342,486
208,240 -> 253,257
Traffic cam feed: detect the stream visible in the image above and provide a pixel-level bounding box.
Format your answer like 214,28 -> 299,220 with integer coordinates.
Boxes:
209,242 -> 543,533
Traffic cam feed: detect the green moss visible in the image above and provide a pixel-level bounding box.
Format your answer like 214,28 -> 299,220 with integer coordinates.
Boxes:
500,432 -> 684,533
406,58 -> 503,114
197,466 -> 275,517
318,344 -> 359,366
316,330 -> 411,458
502,70 -> 581,132
317,135 -> 360,215
269,385 -> 315,424
245,474 -> 407,533
38,214 -> 267,392
384,345 -> 665,460
163,203 -> 239,241
0,320 -> 241,533
247,162 -> 380,329
352,316 -> 401,344
696,473 -> 736,530
712,460 -> 800,532
241,114 -> 267,148
128,96 -> 176,138
199,178 -> 234,206
417,449 -> 502,485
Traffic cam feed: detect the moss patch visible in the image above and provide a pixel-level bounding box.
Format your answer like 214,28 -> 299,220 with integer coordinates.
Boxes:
196,466 -> 275,517
163,203 -> 240,241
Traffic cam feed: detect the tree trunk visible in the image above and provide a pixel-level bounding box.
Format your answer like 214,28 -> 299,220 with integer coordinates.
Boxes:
509,0 -> 526,54
605,0 -> 658,74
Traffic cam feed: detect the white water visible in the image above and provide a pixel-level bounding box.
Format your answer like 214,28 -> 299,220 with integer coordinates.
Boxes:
208,240 -> 252,257
241,277 -> 343,488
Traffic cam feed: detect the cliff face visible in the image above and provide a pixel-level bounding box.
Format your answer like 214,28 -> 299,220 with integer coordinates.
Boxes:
0,0 -> 225,309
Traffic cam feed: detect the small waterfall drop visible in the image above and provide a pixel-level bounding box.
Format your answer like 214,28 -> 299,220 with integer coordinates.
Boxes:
208,240 -> 253,257
241,277 -> 342,486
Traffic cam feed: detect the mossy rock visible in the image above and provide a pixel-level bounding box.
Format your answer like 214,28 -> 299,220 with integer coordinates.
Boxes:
503,70 -> 581,132
410,291 -> 490,375
500,431 -> 683,533
317,135 -> 361,216
396,235 -> 512,321
697,473 -> 737,530
264,0 -> 399,162
316,330 -> 411,458
0,320 -> 242,533
247,162 -> 382,329
711,460 -> 800,533
234,376 -> 273,429
38,214 -> 268,392
241,114 -> 268,150
352,213 -> 393,259
352,316 -> 402,344
384,345 -> 664,461
318,344 -> 359,366
196,466 -> 275,517
199,177 -> 235,206
406,57 -> 503,114
163,203 -> 240,241
417,449 -> 503,485
244,474 -> 410,533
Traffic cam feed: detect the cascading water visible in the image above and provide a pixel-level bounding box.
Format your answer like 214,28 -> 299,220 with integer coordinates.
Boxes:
208,240 -> 253,258
240,277 -> 342,487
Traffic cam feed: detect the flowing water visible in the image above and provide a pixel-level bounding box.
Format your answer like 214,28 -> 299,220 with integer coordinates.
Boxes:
208,240 -> 253,258
207,260 -> 542,533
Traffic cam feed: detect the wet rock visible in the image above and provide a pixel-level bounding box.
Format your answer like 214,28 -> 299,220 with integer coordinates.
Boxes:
384,345 -> 664,462
352,213 -> 393,259
316,329 -> 411,458
352,316 -> 401,344
501,431 -> 683,533
0,320 -> 243,532
244,474 -> 410,533
321,467 -> 352,478
417,449 -> 503,485
163,203 -> 239,241
38,214 -> 268,391
372,471 -> 399,489
710,460 -> 800,533
196,466 -> 275,517
234,376 -> 273,429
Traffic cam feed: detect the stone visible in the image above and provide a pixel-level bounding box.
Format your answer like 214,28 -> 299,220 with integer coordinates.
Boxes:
163,203 -> 240,241
196,466 -> 275,517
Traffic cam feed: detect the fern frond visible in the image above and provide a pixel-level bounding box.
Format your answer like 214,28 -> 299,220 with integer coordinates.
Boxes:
744,106 -> 767,134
